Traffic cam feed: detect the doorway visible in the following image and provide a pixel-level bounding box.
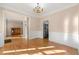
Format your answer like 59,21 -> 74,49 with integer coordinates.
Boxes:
5,19 -> 24,44
43,20 -> 49,39
6,19 -> 23,37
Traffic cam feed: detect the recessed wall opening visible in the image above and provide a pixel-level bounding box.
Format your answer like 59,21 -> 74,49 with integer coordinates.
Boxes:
5,19 -> 24,44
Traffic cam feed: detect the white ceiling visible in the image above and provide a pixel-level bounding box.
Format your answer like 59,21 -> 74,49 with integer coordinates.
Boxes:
0,3 -> 78,17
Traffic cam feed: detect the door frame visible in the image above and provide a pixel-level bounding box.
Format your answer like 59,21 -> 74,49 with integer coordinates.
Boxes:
42,20 -> 49,39
5,19 -> 24,37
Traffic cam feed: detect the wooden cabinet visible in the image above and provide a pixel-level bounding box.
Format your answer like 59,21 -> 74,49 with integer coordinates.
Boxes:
11,28 -> 22,36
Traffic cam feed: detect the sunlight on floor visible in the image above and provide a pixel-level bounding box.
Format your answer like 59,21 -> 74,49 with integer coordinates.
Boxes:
38,46 -> 55,49
2,45 -> 67,55
3,48 -> 36,53
15,49 -> 27,52
3,50 -> 15,53
54,50 -> 67,53
27,48 -> 36,50
6,37 -> 23,39
3,46 -> 55,54
43,50 -> 67,54
20,52 -> 43,55
31,52 -> 43,55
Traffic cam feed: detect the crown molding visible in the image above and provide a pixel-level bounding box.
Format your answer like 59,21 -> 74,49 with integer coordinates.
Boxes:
42,4 -> 78,17
0,4 -> 78,19
0,6 -> 39,19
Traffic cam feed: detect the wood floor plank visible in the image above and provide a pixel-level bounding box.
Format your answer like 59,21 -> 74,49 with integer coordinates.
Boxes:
0,37 -> 78,55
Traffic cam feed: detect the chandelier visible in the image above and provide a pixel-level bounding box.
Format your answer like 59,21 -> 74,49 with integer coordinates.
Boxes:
33,3 -> 43,13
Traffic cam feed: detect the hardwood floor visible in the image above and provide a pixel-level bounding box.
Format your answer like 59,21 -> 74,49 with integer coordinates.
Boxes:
0,37 -> 78,55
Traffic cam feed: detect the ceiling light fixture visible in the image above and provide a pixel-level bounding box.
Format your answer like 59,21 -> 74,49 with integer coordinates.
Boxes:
33,3 -> 43,13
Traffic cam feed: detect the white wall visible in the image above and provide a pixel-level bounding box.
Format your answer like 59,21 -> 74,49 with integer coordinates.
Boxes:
29,31 -> 43,39
4,10 -> 26,21
49,32 -> 79,49
0,8 -> 4,47
23,18 -> 28,38
28,17 -> 43,39
40,5 -> 79,49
